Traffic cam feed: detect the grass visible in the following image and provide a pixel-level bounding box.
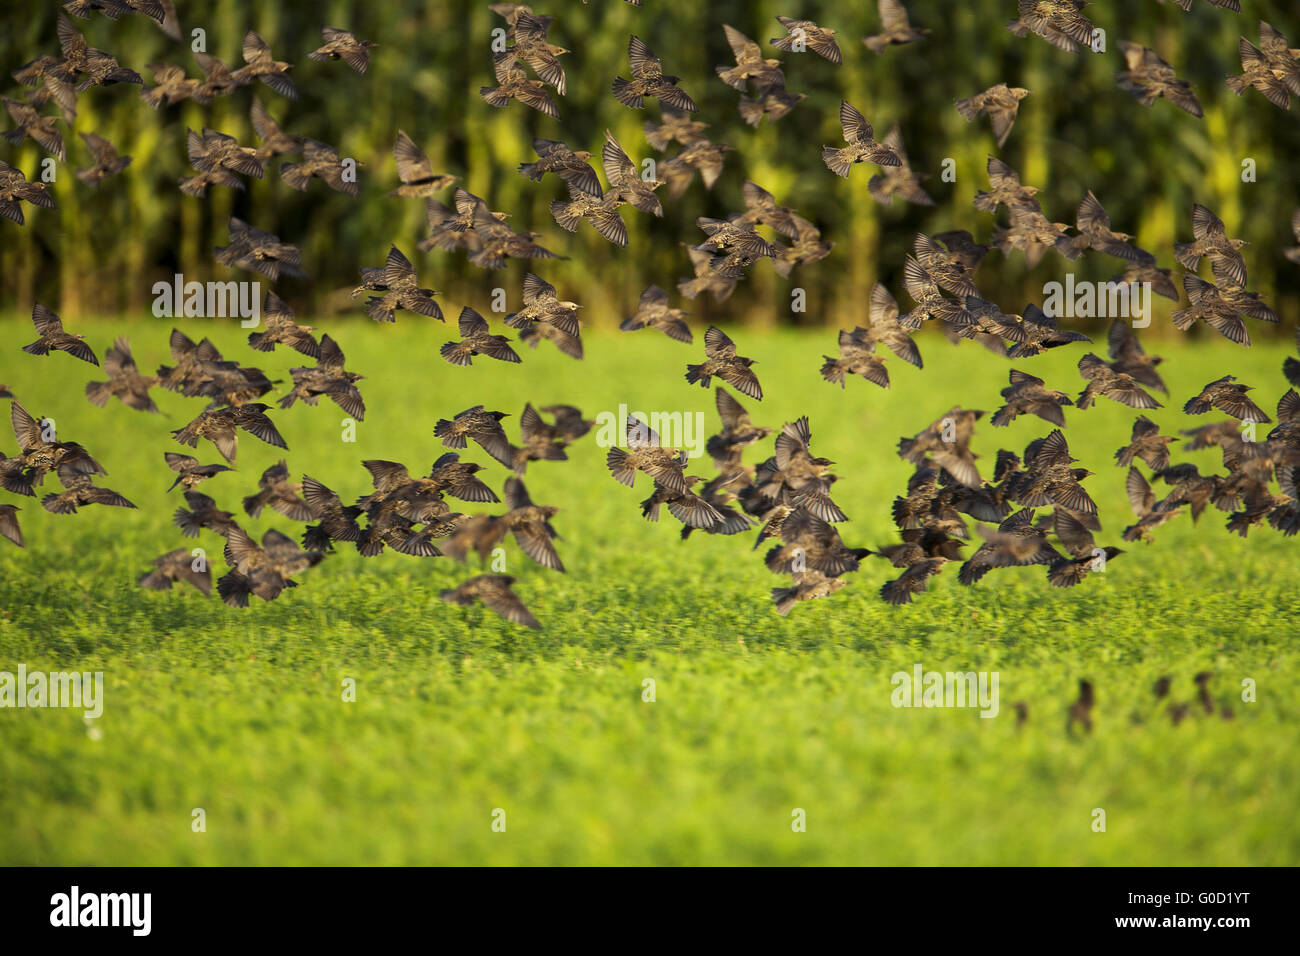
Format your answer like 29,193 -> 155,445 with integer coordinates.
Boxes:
0,313 -> 1297,865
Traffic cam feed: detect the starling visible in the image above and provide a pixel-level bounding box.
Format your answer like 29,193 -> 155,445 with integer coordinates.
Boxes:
899,258 -> 968,331
549,179 -> 629,247
821,283 -> 920,390
1008,1 -> 1096,55
958,508 -> 1061,585
621,285 -> 692,343
994,206 -> 1072,269
141,62 -> 202,109
718,24 -> 786,92
687,326 -> 763,400
954,83 -> 1029,148
1107,321 -> 1167,394
913,234 -> 980,297
172,403 -> 287,464
42,462 -> 135,515
0,504 -> 23,547
612,35 -> 697,112
497,11 -> 568,94
773,570 -> 848,615
1067,679 -> 1094,734
388,130 -> 456,198
737,84 -> 805,127
640,475 -> 726,531
504,273 -> 583,359
603,129 -> 664,216
0,160 -> 56,225
300,476 -> 364,550
435,406 -> 513,468
765,507 -> 870,575
861,1 -> 928,54
1116,42 -> 1202,117
85,337 -> 158,411
519,137 -> 600,197
441,307 -> 521,367
21,304 -> 97,366
1183,376 -> 1270,423
1174,204 -> 1248,287
194,51 -> 241,101
1055,191 -> 1145,261
1225,38 -> 1292,110
992,369 -> 1073,427
606,414 -> 688,493
171,490 -> 236,538
11,56 -> 78,122
1112,253 -> 1179,302
164,452 -> 232,492
56,12 -> 143,90
481,59 -> 559,118
2,401 -> 104,497
2,96 -> 65,160
755,416 -> 846,522
706,388 -> 772,470
540,405 -> 594,444
278,334 -> 365,420
74,131 -> 131,187
659,137 -> 731,200
281,138 -> 359,197
973,157 -> 1042,215
308,27 -> 377,74
736,181 -> 802,239
441,575 -> 540,629
181,127 -> 263,196
495,477 -> 563,571
231,31 -> 297,99
243,460 -> 312,521
644,109 -> 709,151
695,216 -> 776,263
677,244 -> 738,302
1048,545 -> 1121,588
215,217 -> 306,281
822,100 -> 901,177
899,408 -> 984,489
1123,467 -> 1184,542
773,15 -> 844,62
138,548 -> 211,596
218,528 -> 323,608
249,97 -> 301,159
881,558 -> 947,605
509,403 -> 569,473
1170,275 -> 1266,347
363,246 -> 442,323
1115,416 -> 1175,471
248,292 -> 319,358
867,125 -> 934,206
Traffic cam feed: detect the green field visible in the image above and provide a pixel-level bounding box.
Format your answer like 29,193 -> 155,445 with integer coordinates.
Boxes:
1,315 -> 1297,865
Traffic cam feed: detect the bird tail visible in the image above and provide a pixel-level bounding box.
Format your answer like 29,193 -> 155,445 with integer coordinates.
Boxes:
216,571 -> 252,608
821,146 -> 853,178
21,340 -> 50,356
517,161 -> 544,181
41,493 -> 76,515
863,35 -> 890,55
819,357 -> 846,388
433,420 -> 467,448
439,341 -> 474,367
84,380 -> 112,407
138,570 -> 172,591
684,363 -> 709,387
279,163 -> 311,191
1224,73 -> 1250,95
619,315 -> 646,332
549,199 -> 582,233
737,96 -> 764,127
770,585 -> 800,616
606,447 -> 637,488
479,85 -> 510,109
954,96 -> 980,120
610,77 -> 643,109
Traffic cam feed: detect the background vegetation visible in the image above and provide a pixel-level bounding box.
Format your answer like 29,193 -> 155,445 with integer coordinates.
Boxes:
1,0 -> 1298,332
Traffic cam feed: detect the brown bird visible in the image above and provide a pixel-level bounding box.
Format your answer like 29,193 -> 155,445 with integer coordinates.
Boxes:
602,129 -> 665,216
2,401 -> 104,497
3,96 -> 65,160
164,452 -> 232,493
504,273 -> 583,359
621,285 -> 691,343
215,217 -> 306,281
1122,467 -> 1184,542
441,574 -> 540,629
492,477 -> 563,571
243,460 -> 312,521
821,283 -> 921,390
898,407 -> 984,489
1056,192 -> 1146,261
279,334 -> 365,420
772,217 -> 832,279
687,326 -> 763,400
660,137 -> 731,200
362,246 -> 443,323
549,179 -> 629,247
677,244 -> 738,302
84,337 -> 158,411
718,24 -> 786,92
173,490 -> 239,538
644,109 -> 709,150
480,59 -> 559,118
862,1 -> 928,54
172,403 -> 287,464
388,130 -> 456,198
773,15 -> 844,62
519,137 -> 600,196
1174,204 -> 1248,287
56,12 -> 143,90
218,527 -> 323,608
822,100 -> 901,177
612,35 -> 697,112
193,51 -> 241,101
74,130 -> 131,187
248,293 -> 319,358
973,157 -> 1041,217
0,504 -> 23,547
992,369 -> 1073,427
1226,37 -> 1292,110
434,406 -> 513,468
954,83 -> 1029,148
231,31 -> 296,98
180,127 -> 263,196
281,138 -> 359,197
308,27 -> 377,74
507,402 -> 573,474
736,181 -> 801,239
706,388 -> 772,470
1048,545 -> 1121,588
765,507 -> 870,576
1008,1 -> 1096,54
441,307 -> 521,367
753,416 -> 846,522
1067,678 -> 1094,734
1116,42 -> 1202,117
42,462 -> 135,515
1010,430 -> 1097,516
1106,321 -> 1167,394
1114,416 -> 1175,471
738,83 -> 805,127
867,125 -> 934,206
607,414 -> 688,493
773,570 -> 848,615
11,55 -> 78,122
1171,275 -> 1274,347
1183,376 -> 1270,423
21,304 -> 97,365
694,216 -> 776,275
140,62 -> 203,110
249,97 -> 301,159
958,508 -> 1061,586
994,206 -> 1072,269
299,476 -> 364,552
640,475 -> 727,531
138,548 -> 211,596
881,558 -> 947,605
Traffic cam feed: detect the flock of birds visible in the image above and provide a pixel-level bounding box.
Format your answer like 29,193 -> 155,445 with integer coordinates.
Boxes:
2,1 -> 1299,630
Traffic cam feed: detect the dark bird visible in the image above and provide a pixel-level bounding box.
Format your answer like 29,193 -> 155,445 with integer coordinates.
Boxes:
612,35 -> 697,112
706,388 -> 772,470
164,452 -> 232,492
141,62 -> 202,109
773,570 -> 848,615
754,416 -> 846,522
603,129 -> 665,216
773,15 -> 844,62
913,234 -> 983,296
299,476 -> 363,551
249,97 -> 301,159
992,369 -> 1073,427
308,27 -> 377,74
1115,416 -> 1175,471
172,403 -> 287,464
481,58 -> 559,118
898,407 -> 984,489
994,207 -> 1072,269
1171,275 -> 1272,347
737,84 -> 805,127
388,130 -> 456,198
519,137 -> 600,196
173,490 -> 238,539
621,285 -> 692,343
56,12 -> 143,90
193,51 -> 241,101
218,527 -> 324,608
1056,191 -> 1146,261
718,24 -> 785,92
277,334 -> 365,420
678,244 -> 738,302
881,558 -> 947,605
0,504 -> 23,547
549,178 -> 629,247
21,304 -> 97,365
1174,204 -> 1248,287
504,273 -> 583,360
281,138 -> 359,197
248,293 -> 319,358
958,508 -> 1061,586
84,337 -> 158,411
607,414 -> 688,493
1107,321 -> 1167,394
736,180 -> 802,239
973,156 -> 1041,215
821,283 -> 921,389
441,574 -> 540,629
2,401 -> 104,496
687,326 -> 763,400
508,403 -> 572,473
1007,1 -> 1096,54
954,83 -> 1029,148
1116,42 -> 1202,117
659,136 -> 731,200
11,56 -> 78,122
138,547 -> 211,596
3,96 -> 65,159
822,100 -> 900,177
867,125 -> 934,206
694,216 -> 776,275
640,475 -> 726,531
644,109 -> 709,150
862,0 -> 927,54
243,460 -> 312,521
1076,353 -> 1162,410
180,127 -> 263,196
1067,679 -> 1094,734
1112,252 -> 1179,303
441,307 -> 521,367
74,130 -> 130,186
1048,546 -> 1121,588
1123,467 -> 1184,542
1004,304 -> 1092,358
215,217 -> 306,281
231,30 -> 296,98
1011,430 -> 1097,516
42,462 -> 135,515
492,477 -> 563,571
765,507 -> 870,576
435,406 -> 513,468
1183,376 -> 1270,423
362,246 -> 442,323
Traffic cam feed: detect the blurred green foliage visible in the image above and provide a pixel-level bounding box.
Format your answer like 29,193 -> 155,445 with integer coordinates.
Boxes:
1,0 -> 1298,333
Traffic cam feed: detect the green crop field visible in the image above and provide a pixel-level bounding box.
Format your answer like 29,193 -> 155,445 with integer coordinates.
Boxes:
1,315 -> 1296,866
